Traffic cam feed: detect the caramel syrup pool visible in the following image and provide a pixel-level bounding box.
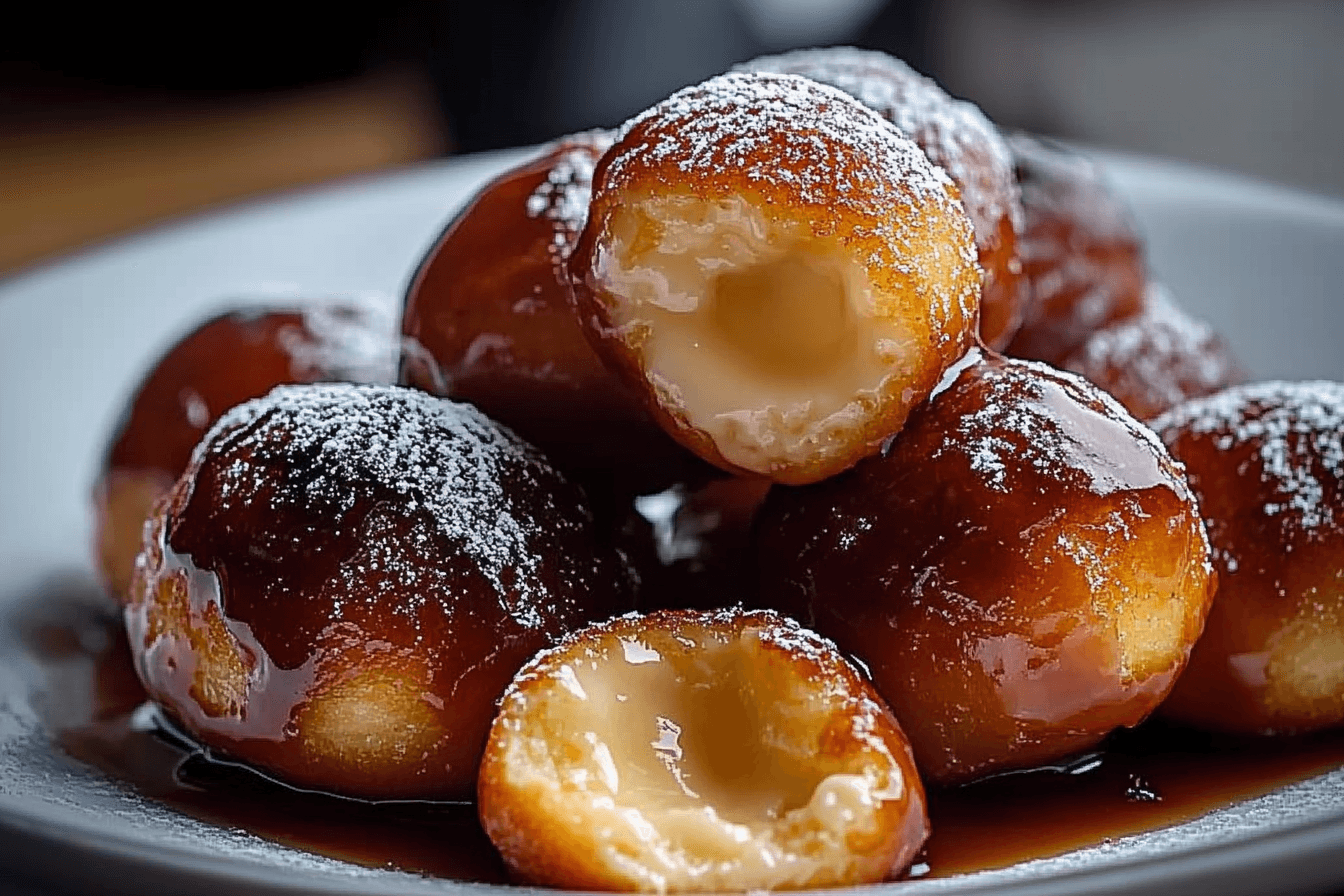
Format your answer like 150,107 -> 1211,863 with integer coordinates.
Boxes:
28,583 -> 1344,883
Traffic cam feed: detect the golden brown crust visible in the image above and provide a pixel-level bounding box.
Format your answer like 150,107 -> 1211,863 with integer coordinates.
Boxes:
757,354 -> 1214,784
126,383 -> 635,800
478,608 -> 928,892
571,71 -> 981,485
738,46 -> 1025,349
1154,381 -> 1344,734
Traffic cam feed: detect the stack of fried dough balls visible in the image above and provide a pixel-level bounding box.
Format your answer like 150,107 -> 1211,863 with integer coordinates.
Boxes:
422,65 -> 1210,889
104,44 -> 1344,896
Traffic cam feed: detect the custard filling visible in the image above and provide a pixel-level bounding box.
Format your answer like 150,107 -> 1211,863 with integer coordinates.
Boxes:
563,633 -> 827,824
505,624 -> 903,888
596,194 -> 915,475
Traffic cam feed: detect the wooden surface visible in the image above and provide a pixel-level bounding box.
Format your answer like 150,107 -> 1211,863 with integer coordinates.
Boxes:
0,70 -> 446,276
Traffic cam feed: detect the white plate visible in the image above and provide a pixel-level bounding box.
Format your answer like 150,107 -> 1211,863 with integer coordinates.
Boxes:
1,149 -> 1342,895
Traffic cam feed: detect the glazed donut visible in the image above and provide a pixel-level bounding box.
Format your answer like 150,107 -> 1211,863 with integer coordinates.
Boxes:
1004,134 -> 1147,366
570,71 -> 981,485
756,353 -> 1214,784
1061,284 -> 1245,420
401,134 -> 705,496
478,608 -> 928,892
739,46 -> 1025,349
94,303 -> 394,601
127,383 -> 635,800
1154,381 -> 1344,734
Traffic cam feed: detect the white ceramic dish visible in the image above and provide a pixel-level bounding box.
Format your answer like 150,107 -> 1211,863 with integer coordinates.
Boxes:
0,148 -> 1342,895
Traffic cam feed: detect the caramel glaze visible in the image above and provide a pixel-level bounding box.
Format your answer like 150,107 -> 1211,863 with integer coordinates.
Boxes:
128,385 -> 635,801
400,136 -> 708,499
95,307 -> 385,601
755,354 -> 1214,785
29,588 -> 1344,884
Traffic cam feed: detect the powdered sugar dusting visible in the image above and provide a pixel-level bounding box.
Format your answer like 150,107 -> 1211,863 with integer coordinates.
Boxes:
1153,381 -> 1344,534
280,297 -> 399,385
525,130 -> 613,251
605,71 -> 958,214
1064,284 -> 1244,420
201,383 -> 572,628
738,46 -> 1020,237
940,357 -> 1180,499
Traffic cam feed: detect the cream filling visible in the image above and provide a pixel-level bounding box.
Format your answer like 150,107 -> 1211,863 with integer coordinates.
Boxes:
512,629 -> 900,891
596,195 -> 912,475
568,635 -> 824,825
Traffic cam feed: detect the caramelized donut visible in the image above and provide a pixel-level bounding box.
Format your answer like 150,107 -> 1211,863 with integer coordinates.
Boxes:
401,134 -> 703,496
1061,284 -> 1245,420
571,71 -> 981,485
1004,134 -> 1147,366
127,383 -> 634,800
757,353 -> 1214,784
94,303 -> 394,601
739,46 -> 1025,349
478,608 -> 928,892
1154,382 -> 1344,734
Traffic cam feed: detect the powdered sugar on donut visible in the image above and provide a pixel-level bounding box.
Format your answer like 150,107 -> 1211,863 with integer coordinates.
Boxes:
1153,381 -> 1344,534
281,297 -> 399,385
1064,285 -> 1243,420
940,357 -> 1181,499
605,71 -> 962,224
525,130 -> 614,248
739,47 -> 1020,237
201,383 -> 578,628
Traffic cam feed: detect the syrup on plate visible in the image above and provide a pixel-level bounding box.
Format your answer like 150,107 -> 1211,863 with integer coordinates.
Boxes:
24,581 -> 1344,883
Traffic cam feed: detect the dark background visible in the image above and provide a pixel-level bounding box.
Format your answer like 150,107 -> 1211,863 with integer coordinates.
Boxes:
2,0 -> 1340,274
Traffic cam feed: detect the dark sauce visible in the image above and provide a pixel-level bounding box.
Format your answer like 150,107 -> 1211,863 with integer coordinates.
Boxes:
29,587 -> 1344,884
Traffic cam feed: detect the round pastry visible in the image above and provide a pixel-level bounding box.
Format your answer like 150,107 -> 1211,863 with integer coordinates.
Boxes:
570,71 -> 981,485
94,303 -> 394,601
1154,381 -> 1344,734
478,608 -> 928,892
1004,133 -> 1147,366
756,353 -> 1214,784
1061,283 -> 1245,420
126,383 -> 635,800
739,46 -> 1025,349
401,133 -> 703,496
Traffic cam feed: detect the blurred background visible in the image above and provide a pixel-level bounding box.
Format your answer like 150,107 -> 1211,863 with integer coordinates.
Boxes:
2,0 -> 1340,276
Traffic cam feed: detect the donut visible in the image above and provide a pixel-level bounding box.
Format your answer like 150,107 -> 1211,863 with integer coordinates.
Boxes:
401,133 -> 707,497
756,353 -> 1214,784
1154,381 -> 1344,734
570,71 -> 981,485
478,608 -> 928,891
1061,283 -> 1245,420
739,46 -> 1025,349
126,383 -> 635,800
1004,133 -> 1147,366
94,303 -> 394,601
